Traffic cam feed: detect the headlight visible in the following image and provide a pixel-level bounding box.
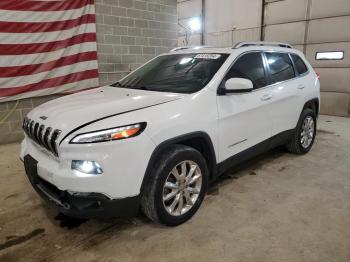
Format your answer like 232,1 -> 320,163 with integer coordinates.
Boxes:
70,122 -> 146,144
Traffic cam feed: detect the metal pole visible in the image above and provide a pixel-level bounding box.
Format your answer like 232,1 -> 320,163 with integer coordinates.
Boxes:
303,0 -> 312,54
260,0 -> 265,41
201,0 -> 205,45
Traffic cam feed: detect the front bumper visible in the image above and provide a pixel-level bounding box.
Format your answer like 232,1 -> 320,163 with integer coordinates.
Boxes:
24,154 -> 140,219
20,131 -> 155,198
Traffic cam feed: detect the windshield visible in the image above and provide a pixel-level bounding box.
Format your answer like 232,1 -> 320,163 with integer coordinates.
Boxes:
112,53 -> 229,94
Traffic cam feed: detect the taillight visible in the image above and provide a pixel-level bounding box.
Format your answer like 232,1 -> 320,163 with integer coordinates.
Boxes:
316,72 -> 320,80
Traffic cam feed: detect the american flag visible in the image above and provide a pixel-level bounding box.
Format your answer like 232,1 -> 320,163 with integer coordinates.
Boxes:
0,0 -> 99,101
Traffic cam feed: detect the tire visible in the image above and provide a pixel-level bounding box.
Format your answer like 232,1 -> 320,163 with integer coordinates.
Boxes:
286,108 -> 317,154
141,144 -> 209,226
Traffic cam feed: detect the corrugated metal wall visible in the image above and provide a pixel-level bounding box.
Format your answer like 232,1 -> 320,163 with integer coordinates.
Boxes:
177,0 -> 350,116
264,0 -> 350,117
177,0 -> 202,46
177,0 -> 261,46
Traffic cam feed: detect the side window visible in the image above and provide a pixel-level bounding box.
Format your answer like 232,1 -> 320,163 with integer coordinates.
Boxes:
265,52 -> 295,84
225,52 -> 267,89
291,54 -> 308,75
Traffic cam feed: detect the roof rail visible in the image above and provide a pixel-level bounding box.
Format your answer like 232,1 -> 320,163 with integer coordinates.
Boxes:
233,41 -> 292,49
170,46 -> 212,52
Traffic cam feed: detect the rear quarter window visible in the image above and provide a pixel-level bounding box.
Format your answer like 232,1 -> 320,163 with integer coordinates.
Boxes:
291,54 -> 308,75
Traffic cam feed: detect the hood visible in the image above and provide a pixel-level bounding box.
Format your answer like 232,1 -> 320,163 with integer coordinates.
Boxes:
27,86 -> 183,135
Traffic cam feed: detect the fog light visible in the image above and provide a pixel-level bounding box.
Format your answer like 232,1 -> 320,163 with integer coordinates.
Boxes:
71,160 -> 103,175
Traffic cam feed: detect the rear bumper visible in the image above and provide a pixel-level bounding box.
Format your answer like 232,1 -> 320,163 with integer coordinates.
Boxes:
24,155 -> 140,219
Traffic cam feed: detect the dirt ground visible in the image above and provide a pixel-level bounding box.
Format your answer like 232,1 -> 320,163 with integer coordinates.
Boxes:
0,115 -> 349,262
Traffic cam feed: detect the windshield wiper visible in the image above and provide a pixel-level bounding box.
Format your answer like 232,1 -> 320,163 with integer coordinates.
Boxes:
111,82 -> 135,88
110,81 -> 122,87
111,82 -> 155,91
134,86 -> 151,90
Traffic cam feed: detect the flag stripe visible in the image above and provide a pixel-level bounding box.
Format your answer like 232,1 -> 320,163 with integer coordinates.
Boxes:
0,69 -> 99,97
0,14 -> 95,33
0,5 -> 94,23
0,33 -> 96,55
0,0 -> 99,100
0,0 -> 94,12
0,51 -> 97,77
0,79 -> 99,102
1,60 -> 98,88
0,23 -> 96,44
0,43 -> 97,67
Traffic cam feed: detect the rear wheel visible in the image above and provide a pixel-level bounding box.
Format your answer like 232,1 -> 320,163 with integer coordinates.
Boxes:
286,108 -> 316,154
141,145 -> 209,226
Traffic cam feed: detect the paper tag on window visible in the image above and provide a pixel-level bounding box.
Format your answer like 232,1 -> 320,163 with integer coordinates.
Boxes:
194,54 -> 221,59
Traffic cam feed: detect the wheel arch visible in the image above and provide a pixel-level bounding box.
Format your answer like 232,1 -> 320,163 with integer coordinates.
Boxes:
140,132 -> 217,195
303,98 -> 319,117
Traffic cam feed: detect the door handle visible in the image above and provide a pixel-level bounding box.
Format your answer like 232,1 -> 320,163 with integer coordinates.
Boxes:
297,84 -> 305,89
261,94 -> 272,101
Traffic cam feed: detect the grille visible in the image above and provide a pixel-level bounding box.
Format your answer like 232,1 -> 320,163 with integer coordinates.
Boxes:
22,117 -> 62,157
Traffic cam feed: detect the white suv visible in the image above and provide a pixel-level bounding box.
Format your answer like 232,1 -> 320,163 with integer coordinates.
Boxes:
21,42 -> 320,226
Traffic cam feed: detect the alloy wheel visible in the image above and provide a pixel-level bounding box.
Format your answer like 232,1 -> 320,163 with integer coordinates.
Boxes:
162,160 -> 202,216
300,116 -> 315,149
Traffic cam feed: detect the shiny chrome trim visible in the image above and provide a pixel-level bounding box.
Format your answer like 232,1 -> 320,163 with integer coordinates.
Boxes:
22,119 -> 61,157
219,50 -> 311,95
38,124 -> 45,146
234,41 -> 292,49
29,120 -> 35,138
170,46 -> 212,52
228,138 -> 247,148
43,127 -> 52,151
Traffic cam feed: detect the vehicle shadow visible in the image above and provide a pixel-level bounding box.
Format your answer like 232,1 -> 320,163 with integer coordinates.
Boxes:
45,146 -> 290,230
207,146 -> 289,194
27,146 -> 296,260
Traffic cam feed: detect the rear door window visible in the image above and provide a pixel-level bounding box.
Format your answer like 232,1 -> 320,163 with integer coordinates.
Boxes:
291,54 -> 308,75
265,52 -> 295,84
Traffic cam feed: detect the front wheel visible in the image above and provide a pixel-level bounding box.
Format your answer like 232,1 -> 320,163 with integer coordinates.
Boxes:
286,108 -> 317,154
141,145 -> 209,226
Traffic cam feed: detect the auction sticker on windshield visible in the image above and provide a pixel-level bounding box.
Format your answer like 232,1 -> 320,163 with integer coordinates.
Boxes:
194,54 -> 221,59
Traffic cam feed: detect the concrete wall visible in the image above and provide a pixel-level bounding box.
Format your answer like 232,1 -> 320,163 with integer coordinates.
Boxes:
178,0 -> 262,46
0,0 -> 178,145
95,0 -> 177,86
178,0 -> 350,117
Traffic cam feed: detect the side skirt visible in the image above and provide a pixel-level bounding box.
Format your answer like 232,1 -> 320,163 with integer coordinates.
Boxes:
216,129 -> 294,177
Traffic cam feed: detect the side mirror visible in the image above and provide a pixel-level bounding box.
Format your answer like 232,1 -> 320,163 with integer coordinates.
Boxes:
224,78 -> 253,93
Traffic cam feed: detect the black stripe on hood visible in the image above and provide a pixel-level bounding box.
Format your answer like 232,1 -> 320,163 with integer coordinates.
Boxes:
59,100 -> 176,145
